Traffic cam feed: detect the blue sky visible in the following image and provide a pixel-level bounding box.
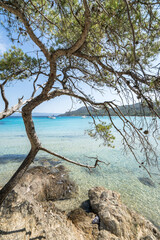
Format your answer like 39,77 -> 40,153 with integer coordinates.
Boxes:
0,7 -> 159,114
0,21 -> 121,114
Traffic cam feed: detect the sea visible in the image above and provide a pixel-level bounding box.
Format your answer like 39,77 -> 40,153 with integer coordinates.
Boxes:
0,115 -> 160,228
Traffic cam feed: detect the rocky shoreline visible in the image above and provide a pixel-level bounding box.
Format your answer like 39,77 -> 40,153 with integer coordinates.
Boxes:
0,166 -> 160,240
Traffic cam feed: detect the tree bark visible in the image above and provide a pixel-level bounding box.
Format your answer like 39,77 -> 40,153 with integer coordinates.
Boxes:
0,147 -> 39,206
0,82 -> 9,112
0,107 -> 41,205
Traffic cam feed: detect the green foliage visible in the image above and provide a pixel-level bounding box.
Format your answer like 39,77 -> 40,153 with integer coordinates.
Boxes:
0,0 -> 160,99
87,122 -> 115,148
1,0 -> 160,71
0,46 -> 42,82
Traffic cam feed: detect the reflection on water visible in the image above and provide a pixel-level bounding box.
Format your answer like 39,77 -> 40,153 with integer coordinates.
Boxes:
0,116 -> 160,229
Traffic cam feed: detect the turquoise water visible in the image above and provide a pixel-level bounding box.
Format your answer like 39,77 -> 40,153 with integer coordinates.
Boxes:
0,116 -> 160,228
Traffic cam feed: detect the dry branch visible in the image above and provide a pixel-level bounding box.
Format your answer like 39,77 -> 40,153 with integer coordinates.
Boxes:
40,147 -> 107,170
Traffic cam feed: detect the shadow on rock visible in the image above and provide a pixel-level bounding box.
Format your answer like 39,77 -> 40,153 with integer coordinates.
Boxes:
80,199 -> 92,213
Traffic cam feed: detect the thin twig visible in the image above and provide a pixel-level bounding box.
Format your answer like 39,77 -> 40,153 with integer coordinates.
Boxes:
40,147 -> 107,170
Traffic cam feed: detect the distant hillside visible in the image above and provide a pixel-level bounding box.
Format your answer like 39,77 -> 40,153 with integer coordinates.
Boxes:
59,103 -> 160,117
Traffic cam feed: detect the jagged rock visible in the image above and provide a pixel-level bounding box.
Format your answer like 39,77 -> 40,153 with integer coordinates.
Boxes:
88,187 -> 160,240
68,208 -> 99,239
0,166 -> 83,240
98,230 -> 119,240
0,172 -> 160,240
0,198 -> 86,240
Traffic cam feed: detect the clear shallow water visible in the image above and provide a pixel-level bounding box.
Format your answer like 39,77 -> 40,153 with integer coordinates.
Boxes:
0,116 -> 160,228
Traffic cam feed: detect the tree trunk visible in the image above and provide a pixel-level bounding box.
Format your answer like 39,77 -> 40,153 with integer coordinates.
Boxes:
0,147 -> 39,206
0,107 -> 41,206
0,63 -> 55,206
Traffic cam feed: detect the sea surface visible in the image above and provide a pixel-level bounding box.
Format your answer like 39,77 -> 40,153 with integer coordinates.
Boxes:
0,116 -> 160,228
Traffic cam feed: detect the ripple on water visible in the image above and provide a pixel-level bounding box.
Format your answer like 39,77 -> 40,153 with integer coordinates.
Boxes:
0,116 -> 159,229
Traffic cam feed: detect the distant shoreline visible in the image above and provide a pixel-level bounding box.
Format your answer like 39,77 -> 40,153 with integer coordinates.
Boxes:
5,115 -> 158,118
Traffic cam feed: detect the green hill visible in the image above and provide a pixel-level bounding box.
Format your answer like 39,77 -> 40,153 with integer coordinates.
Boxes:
59,103 -> 160,117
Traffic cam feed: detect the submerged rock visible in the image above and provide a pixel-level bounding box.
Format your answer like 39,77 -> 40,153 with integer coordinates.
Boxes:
138,177 -> 156,188
0,170 -> 159,240
88,187 -> 160,240
16,165 -> 78,202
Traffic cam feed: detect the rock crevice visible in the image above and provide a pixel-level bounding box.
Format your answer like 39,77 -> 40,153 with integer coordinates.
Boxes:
0,167 -> 159,240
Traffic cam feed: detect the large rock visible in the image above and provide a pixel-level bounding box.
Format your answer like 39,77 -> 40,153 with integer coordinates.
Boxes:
0,166 -> 84,240
0,195 -> 86,240
15,165 -> 78,202
88,187 -> 160,240
0,170 -> 160,240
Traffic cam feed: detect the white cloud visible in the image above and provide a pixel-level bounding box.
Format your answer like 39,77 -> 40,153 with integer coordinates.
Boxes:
0,43 -> 7,54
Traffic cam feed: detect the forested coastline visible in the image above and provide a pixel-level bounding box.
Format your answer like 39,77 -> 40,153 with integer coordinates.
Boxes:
60,103 -> 160,117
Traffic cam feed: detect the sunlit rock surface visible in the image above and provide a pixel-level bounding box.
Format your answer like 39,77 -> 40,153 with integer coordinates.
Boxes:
0,167 -> 159,240
89,187 -> 160,240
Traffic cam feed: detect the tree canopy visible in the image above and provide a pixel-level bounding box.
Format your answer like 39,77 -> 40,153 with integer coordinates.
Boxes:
0,0 -> 160,205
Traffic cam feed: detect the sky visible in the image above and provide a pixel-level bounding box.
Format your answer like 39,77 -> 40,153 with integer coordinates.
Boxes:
0,23 -> 121,114
0,5 -> 160,115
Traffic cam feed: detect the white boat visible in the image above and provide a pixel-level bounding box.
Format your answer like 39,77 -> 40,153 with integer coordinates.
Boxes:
82,116 -> 86,118
48,116 -> 56,119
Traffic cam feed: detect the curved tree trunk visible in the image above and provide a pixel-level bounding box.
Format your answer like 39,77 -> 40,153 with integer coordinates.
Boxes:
0,59 -> 57,206
0,107 -> 41,206
0,147 -> 39,205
